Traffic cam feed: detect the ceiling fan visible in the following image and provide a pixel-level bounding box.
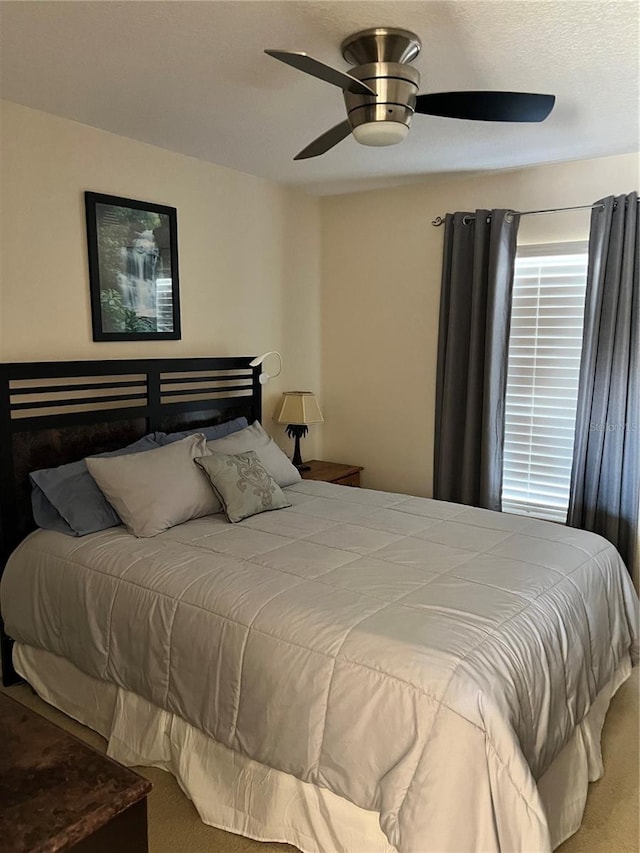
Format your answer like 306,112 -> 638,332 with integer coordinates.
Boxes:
265,27 -> 556,160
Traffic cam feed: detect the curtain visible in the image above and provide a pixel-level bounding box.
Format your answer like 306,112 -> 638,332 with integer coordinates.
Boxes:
568,193 -> 639,575
434,209 -> 520,510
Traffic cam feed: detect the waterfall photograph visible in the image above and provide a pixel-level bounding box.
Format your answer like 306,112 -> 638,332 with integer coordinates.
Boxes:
85,192 -> 181,341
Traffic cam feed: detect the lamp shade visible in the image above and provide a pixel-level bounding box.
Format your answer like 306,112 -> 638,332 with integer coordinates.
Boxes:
273,391 -> 324,426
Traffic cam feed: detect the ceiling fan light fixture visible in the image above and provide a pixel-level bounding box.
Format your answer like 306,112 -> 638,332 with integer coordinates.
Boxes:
352,121 -> 409,147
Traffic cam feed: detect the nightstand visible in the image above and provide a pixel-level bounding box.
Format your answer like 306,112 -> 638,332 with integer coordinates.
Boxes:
300,460 -> 363,487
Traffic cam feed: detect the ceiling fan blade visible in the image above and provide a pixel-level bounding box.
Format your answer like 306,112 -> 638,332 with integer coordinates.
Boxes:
415,91 -> 555,122
265,50 -> 377,97
294,120 -> 353,160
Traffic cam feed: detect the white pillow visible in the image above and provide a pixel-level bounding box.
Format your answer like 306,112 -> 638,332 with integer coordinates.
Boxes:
206,421 -> 301,487
86,434 -> 219,537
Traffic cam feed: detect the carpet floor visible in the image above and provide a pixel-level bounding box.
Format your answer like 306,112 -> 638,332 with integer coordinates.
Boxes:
4,668 -> 638,853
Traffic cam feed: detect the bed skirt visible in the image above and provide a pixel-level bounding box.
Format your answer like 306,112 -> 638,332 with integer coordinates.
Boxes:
13,642 -> 633,853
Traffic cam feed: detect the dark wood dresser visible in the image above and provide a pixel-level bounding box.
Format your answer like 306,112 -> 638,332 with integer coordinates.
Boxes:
0,692 -> 151,852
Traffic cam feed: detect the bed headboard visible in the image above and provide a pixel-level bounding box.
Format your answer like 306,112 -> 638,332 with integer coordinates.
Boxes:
0,356 -> 262,683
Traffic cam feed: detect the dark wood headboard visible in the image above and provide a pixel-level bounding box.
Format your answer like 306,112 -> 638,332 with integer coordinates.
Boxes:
0,356 -> 262,683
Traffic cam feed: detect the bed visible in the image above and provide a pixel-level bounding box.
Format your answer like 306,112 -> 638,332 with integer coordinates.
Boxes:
1,358 -> 638,853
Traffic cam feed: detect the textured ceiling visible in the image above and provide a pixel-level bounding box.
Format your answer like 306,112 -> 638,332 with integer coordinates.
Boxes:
1,1 -> 638,195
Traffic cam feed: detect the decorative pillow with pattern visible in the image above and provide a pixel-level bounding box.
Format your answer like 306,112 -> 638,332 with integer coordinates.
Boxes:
195,450 -> 291,523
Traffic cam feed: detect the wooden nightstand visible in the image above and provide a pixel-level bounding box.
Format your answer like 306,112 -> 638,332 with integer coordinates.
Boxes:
300,460 -> 363,487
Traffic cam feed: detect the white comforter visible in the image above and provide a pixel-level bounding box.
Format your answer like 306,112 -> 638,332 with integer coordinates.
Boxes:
2,481 -> 638,852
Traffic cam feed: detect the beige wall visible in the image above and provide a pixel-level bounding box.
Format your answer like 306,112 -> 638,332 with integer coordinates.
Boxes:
0,100 -> 323,457
320,152 -> 639,496
1,100 -> 638,494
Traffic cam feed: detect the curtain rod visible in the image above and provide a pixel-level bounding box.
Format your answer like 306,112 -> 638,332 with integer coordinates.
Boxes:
430,198 -> 638,227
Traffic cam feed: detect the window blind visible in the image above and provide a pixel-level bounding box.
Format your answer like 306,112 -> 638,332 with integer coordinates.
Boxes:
502,242 -> 589,522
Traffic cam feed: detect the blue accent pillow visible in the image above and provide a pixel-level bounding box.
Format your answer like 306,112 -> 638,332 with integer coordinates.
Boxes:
159,417 -> 248,446
30,434 -> 161,536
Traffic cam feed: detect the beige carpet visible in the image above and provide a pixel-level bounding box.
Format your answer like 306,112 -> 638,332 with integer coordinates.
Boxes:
4,669 -> 638,853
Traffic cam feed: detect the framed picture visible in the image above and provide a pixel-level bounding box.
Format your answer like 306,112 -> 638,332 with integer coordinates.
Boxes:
85,192 -> 181,341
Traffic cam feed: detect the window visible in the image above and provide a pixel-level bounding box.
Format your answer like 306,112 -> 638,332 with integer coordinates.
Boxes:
502,242 -> 589,522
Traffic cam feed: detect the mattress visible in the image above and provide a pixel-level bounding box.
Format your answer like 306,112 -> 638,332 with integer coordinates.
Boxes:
2,480 -> 638,852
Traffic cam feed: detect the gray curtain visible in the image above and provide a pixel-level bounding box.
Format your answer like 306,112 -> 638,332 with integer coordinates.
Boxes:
434,209 -> 520,510
568,193 -> 639,574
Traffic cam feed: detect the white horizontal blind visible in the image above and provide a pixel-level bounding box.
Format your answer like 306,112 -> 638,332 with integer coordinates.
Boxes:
502,242 -> 589,522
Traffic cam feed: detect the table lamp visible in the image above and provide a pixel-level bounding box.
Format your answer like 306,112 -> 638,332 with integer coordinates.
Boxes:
273,391 -> 324,471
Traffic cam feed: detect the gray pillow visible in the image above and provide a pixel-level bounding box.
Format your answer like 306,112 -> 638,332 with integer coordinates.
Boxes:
159,416 -> 248,446
30,433 -> 161,536
195,451 -> 291,523
86,434 -> 220,538
206,421 -> 301,487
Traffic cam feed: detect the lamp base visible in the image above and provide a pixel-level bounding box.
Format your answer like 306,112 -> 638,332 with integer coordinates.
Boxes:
285,424 -> 309,469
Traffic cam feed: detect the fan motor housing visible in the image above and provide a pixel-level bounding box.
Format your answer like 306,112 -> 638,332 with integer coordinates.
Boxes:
344,62 -> 420,131
341,27 -> 422,65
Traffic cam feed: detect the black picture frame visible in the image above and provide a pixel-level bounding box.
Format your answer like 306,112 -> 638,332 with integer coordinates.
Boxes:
85,192 -> 181,341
